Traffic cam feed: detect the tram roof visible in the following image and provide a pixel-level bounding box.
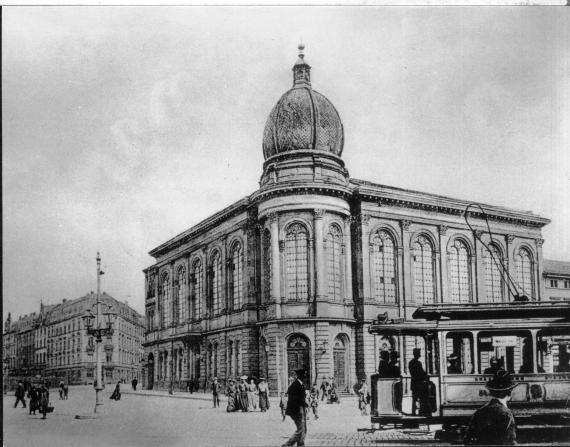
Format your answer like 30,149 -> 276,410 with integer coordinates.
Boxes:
412,302 -> 570,321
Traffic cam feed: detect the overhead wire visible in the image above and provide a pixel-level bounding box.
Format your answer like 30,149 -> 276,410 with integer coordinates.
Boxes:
464,203 -> 531,301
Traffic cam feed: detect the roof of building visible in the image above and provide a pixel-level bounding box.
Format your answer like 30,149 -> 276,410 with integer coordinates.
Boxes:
262,45 -> 344,159
544,259 -> 570,276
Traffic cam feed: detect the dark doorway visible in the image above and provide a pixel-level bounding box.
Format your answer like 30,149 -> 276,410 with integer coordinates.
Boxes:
333,336 -> 348,391
287,334 -> 311,388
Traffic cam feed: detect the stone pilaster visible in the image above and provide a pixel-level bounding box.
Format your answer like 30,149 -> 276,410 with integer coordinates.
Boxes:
401,220 -> 412,318
343,217 -> 353,303
315,321 -> 331,382
474,231 -> 486,303
314,209 -> 326,302
438,225 -> 449,303
535,238 -> 545,301
269,213 -> 281,317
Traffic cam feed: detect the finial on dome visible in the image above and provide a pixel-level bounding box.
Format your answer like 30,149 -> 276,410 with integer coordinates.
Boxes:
293,41 -> 311,87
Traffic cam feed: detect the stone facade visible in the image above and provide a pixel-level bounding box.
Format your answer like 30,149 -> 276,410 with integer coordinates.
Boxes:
142,47 -> 556,395
3,293 -> 145,386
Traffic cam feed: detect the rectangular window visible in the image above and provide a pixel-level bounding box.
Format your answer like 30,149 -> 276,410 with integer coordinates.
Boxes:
550,279 -> 559,288
564,280 -> 570,289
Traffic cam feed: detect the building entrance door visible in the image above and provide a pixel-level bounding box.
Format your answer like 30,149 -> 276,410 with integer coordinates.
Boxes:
287,335 -> 310,388
333,336 -> 348,391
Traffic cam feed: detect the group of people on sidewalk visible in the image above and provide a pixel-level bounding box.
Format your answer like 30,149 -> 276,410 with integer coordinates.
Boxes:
222,376 -> 270,412
13,381 -> 51,419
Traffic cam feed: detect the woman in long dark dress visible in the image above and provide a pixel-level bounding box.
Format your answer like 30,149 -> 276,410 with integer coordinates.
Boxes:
110,381 -> 121,400
39,383 -> 50,419
237,376 -> 249,412
257,378 -> 269,412
226,379 -> 238,412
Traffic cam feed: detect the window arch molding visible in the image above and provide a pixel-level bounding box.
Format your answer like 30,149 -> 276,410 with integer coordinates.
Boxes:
325,222 -> 344,301
511,242 -> 537,261
368,224 -> 402,248
408,229 -> 438,252
158,271 -> 171,328
446,234 -> 475,256
173,262 -> 188,324
279,217 -> 314,241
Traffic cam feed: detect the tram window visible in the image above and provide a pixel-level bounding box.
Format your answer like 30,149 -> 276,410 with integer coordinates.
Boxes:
446,332 -> 473,374
477,331 -> 531,374
537,330 -> 570,373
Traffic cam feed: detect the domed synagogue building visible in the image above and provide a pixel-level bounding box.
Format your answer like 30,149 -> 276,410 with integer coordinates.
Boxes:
142,46 -> 550,393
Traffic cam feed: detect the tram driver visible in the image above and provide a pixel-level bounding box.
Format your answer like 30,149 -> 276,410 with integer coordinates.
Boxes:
447,353 -> 462,374
409,348 -> 430,416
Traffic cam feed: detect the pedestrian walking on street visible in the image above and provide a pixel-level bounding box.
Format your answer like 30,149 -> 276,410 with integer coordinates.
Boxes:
279,392 -> 287,421
357,378 -> 369,415
28,385 -> 39,415
238,376 -> 249,412
212,377 -> 220,408
39,382 -> 50,419
308,383 -> 319,420
110,381 -> 121,401
132,378 -> 138,391
258,378 -> 270,412
464,370 -> 518,445
14,381 -> 26,408
319,376 -> 329,401
282,369 -> 308,447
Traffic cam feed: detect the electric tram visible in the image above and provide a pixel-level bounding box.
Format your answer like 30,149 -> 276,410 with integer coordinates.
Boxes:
368,301 -> 570,431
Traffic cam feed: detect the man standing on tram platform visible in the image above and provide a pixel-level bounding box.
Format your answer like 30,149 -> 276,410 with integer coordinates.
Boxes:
409,348 -> 430,416
464,370 -> 517,445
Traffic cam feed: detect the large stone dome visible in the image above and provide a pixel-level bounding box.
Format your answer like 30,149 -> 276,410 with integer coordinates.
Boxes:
262,46 -> 344,159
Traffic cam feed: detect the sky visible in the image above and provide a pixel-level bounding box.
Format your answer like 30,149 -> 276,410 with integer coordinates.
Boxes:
3,6 -> 569,320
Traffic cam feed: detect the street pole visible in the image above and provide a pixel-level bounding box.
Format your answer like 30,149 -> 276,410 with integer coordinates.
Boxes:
95,252 -> 103,412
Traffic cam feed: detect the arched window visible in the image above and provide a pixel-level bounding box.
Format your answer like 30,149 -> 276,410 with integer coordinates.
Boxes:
370,230 -> 397,304
229,242 -> 244,311
210,251 -> 222,315
413,235 -> 436,304
484,244 -> 504,302
448,239 -> 471,303
326,224 -> 343,301
159,272 -> 170,328
263,230 -> 271,302
191,259 -> 203,319
285,223 -> 310,301
515,247 -> 534,299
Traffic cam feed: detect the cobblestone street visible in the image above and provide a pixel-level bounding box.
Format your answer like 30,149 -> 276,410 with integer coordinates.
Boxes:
3,386 -> 568,446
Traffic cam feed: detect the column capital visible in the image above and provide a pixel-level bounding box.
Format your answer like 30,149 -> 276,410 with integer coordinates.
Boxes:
534,238 -> 545,248
267,212 -> 278,224
506,234 -> 515,244
401,220 -> 412,231
438,225 -> 448,236
473,230 -> 484,239
314,209 -> 325,219
279,240 -> 285,252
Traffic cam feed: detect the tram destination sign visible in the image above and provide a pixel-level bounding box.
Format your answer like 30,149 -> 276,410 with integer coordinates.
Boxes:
492,336 -> 518,347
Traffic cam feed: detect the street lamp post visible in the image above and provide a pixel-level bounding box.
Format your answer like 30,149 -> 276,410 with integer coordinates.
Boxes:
81,252 -> 117,414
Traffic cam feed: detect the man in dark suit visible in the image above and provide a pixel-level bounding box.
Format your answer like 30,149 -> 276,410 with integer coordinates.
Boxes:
464,370 -> 517,445
283,369 -> 308,447
409,348 -> 430,416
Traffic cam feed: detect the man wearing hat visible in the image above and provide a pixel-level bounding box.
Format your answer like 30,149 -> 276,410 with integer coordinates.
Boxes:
447,353 -> 462,374
484,357 -> 501,375
464,370 -> 517,445
282,369 -> 308,447
212,377 -> 220,408
409,348 -> 430,416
